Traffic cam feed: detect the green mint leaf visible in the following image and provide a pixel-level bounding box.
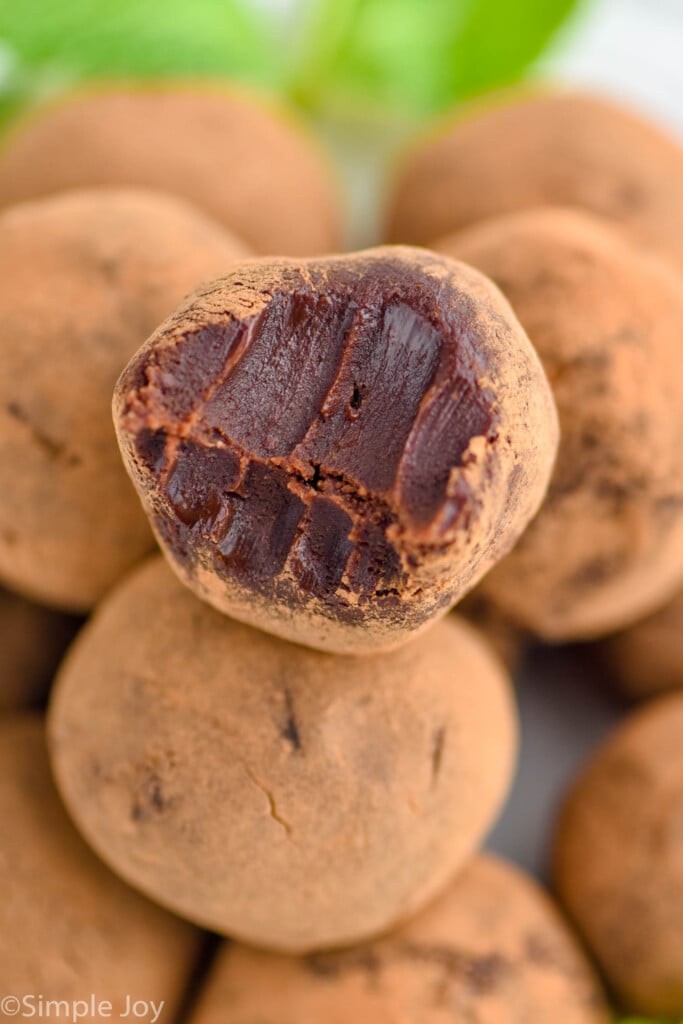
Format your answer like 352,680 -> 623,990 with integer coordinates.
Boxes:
445,0 -> 583,100
616,1018 -> 677,1023
0,0 -> 282,115
291,0 -> 582,121
291,0 -> 470,118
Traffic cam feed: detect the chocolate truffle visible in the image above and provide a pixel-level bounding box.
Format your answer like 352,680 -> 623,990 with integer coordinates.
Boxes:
387,89 -> 683,266
114,246 -> 558,654
191,855 -> 609,1024
437,208 -> 683,640
0,83 -> 342,256
601,589 -> 683,699
554,694 -> 683,1017
458,590 -> 525,672
0,188 -> 248,611
49,556 -> 517,953
0,588 -> 80,711
0,714 -> 199,1014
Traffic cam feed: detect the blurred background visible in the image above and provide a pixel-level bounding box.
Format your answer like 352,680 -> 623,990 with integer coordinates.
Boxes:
2,0 -> 682,881
2,0 -> 683,245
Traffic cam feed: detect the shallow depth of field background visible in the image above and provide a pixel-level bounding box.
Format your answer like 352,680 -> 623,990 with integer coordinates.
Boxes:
1,0 -> 682,885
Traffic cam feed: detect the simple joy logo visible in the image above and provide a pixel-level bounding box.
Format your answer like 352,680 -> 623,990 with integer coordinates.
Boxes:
0,995 -> 165,1022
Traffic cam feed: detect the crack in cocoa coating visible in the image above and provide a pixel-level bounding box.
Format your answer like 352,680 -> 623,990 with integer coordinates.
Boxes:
245,768 -> 293,837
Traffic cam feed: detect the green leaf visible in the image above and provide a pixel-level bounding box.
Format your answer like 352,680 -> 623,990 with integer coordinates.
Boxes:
616,1018 -> 678,1023
0,0 -> 282,117
290,0 -> 469,118
0,0 -> 585,128
445,0 -> 582,100
290,0 -> 583,121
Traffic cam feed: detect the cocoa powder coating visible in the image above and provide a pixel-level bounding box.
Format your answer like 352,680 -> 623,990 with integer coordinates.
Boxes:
602,588 -> 683,699
0,83 -> 343,256
191,855 -> 610,1024
554,694 -> 683,1017
0,188 -> 249,610
0,715 -> 199,1015
388,89 -> 683,267
437,208 -> 683,640
114,246 -> 558,653
48,556 -> 518,953
0,589 -> 80,711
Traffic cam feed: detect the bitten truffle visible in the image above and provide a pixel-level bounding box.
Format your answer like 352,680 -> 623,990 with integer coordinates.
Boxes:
0,83 -> 342,256
601,588 -> 683,699
387,89 -> 683,266
437,208 -> 683,640
554,694 -> 683,1017
49,557 -> 517,953
0,588 -> 80,711
0,714 -> 199,1015
114,246 -> 558,654
0,188 -> 248,611
191,856 -> 609,1024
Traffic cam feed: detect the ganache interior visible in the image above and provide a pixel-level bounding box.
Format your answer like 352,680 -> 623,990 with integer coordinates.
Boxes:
126,259 -> 498,613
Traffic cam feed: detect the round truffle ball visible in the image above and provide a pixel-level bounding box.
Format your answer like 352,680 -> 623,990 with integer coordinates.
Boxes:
387,89 -> 683,266
49,556 -> 517,953
0,588 -> 80,711
601,589 -> 683,699
458,591 -> 525,673
554,694 -> 683,1016
436,207 -> 683,640
0,714 -> 199,1014
113,246 -> 558,654
0,188 -> 249,611
0,83 -> 342,256
190,855 -> 609,1024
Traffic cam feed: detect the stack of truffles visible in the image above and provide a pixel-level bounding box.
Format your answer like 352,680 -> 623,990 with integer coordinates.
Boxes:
0,82 -> 682,1023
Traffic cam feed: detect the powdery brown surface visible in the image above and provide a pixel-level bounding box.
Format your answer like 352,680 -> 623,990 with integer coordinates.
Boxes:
49,556 -> 517,953
0,714 -> 199,1016
387,89 -> 683,268
114,246 -> 557,653
437,207 -> 683,640
601,588 -> 683,699
0,83 -> 343,257
554,694 -> 683,1017
0,588 -> 79,711
0,188 -> 249,611
457,590 -> 525,672
190,855 -> 609,1024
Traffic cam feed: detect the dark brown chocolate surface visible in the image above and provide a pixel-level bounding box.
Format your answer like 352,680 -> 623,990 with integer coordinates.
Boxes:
117,253 -> 500,623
